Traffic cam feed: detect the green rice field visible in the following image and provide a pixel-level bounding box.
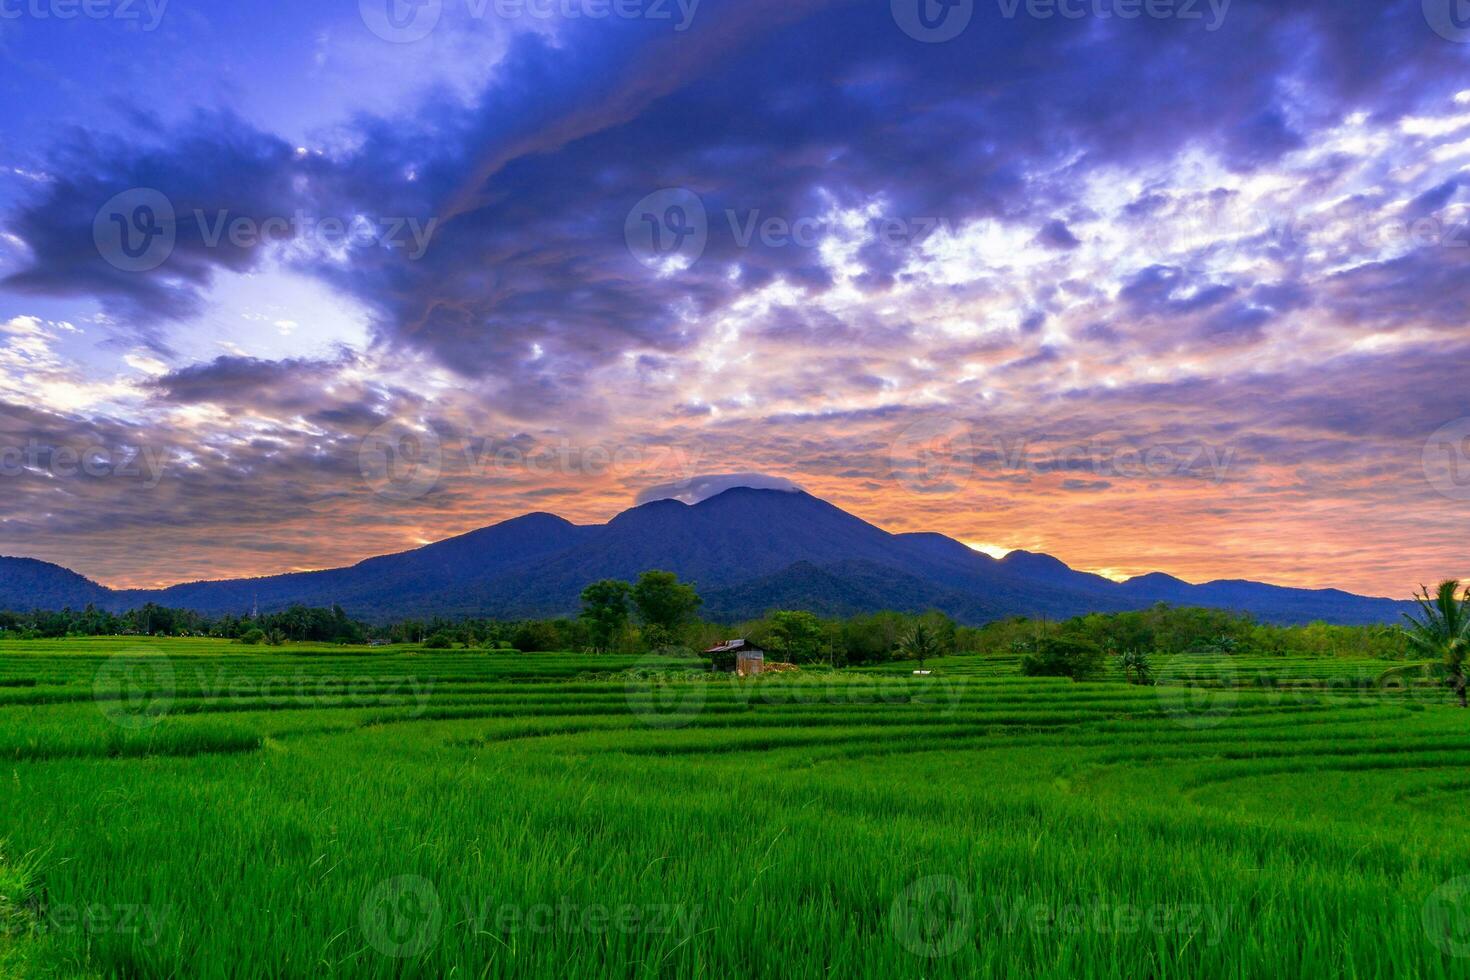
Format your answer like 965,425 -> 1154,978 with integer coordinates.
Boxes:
2,637 -> 1469,977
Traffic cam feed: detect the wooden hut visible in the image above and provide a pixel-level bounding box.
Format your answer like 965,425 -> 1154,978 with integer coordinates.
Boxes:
704,639 -> 766,676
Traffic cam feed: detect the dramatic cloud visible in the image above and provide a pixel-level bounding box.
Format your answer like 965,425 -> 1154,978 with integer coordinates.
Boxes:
0,0 -> 1467,595
636,473 -> 803,506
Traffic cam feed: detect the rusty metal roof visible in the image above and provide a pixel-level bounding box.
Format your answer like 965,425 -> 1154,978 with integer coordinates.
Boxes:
704,638 -> 764,654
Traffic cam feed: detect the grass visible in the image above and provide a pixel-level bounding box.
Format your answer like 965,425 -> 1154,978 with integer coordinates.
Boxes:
0,636 -> 1468,977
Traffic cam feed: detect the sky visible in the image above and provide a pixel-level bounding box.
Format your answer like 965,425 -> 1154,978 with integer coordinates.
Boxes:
1,0 -> 1468,597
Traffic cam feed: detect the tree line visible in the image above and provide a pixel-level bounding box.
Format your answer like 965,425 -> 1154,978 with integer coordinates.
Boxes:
0,571 -> 1424,668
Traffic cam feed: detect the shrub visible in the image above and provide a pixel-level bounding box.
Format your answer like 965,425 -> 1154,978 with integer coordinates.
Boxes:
512,622 -> 562,652
639,624 -> 677,652
423,631 -> 454,650
239,628 -> 265,646
1020,637 -> 1104,681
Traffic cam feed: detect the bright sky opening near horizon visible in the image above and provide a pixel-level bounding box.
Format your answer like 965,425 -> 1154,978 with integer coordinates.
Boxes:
1,0 -> 1468,596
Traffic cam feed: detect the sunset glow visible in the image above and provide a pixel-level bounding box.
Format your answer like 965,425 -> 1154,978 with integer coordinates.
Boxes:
1,1 -> 1468,598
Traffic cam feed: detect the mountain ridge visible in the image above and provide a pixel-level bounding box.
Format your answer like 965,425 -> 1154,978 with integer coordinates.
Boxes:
0,488 -> 1411,625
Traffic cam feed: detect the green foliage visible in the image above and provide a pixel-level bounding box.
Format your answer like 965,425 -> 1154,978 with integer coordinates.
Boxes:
3,636 -> 1469,977
630,571 -> 702,639
838,612 -> 910,664
971,605 -> 1407,662
768,610 -> 827,664
1375,661 -> 1447,690
918,610 -> 958,654
238,628 -> 265,646
0,602 -> 373,644
0,841 -> 43,939
1116,648 -> 1154,685
0,588 -> 1418,679
423,631 -> 454,650
637,624 -> 679,653
1020,637 -> 1105,680
1401,580 -> 1470,706
511,621 -> 563,653
898,620 -> 947,668
579,580 -> 631,653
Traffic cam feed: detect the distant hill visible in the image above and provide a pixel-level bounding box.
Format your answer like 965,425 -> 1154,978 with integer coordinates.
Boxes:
0,488 -> 1412,625
0,557 -> 111,612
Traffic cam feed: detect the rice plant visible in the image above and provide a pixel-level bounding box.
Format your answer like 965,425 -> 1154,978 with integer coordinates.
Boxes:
1,637 -> 1468,977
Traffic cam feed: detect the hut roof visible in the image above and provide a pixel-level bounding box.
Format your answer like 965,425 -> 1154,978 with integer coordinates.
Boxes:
704,638 -> 763,655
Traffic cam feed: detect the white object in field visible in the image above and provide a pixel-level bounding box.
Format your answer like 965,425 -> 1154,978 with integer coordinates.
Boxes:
913,669 -> 932,675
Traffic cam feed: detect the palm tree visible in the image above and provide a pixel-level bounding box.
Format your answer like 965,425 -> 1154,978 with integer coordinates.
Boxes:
1401,581 -> 1470,708
1116,649 -> 1153,686
900,622 -> 942,670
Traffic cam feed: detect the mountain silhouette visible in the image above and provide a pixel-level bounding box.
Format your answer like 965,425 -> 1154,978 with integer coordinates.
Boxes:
0,488 -> 1410,625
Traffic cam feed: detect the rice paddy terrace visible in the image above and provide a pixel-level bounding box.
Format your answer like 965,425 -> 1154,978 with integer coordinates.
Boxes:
2,637 -> 1469,977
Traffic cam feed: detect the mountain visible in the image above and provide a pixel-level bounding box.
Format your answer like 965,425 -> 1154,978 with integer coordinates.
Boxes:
0,557 -> 111,612
111,512 -> 594,616
0,488 -> 1412,625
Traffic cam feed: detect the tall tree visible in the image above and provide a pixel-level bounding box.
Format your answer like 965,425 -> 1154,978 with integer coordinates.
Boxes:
770,610 -> 826,663
579,579 -> 631,653
631,571 -> 702,640
1401,580 -> 1470,708
899,621 -> 944,669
